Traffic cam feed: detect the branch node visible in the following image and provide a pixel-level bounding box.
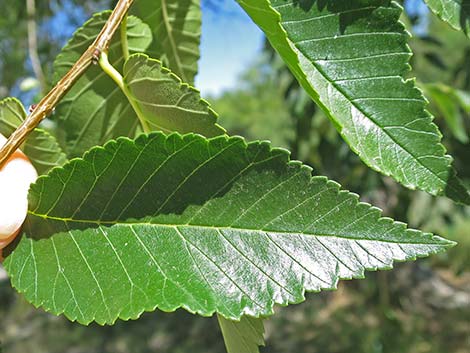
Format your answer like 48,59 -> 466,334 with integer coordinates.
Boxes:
92,48 -> 102,65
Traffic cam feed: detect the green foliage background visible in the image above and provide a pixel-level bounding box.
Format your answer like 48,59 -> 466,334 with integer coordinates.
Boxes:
0,1 -> 468,352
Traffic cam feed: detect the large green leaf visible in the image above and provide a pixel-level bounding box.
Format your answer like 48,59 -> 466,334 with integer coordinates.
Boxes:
238,0 -> 470,204
134,0 -> 202,83
4,133 -> 453,325
53,11 -> 152,157
124,54 -> 225,136
218,315 -> 265,353
0,98 -> 67,175
424,0 -> 470,37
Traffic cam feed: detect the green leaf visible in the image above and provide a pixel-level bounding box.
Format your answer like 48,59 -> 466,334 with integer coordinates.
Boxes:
134,0 -> 202,83
454,89 -> 470,112
238,0 -> 470,204
0,98 -> 67,174
423,83 -> 469,144
124,54 -> 225,137
4,133 -> 453,325
424,0 -> 470,37
218,315 -> 265,353
53,11 -> 152,157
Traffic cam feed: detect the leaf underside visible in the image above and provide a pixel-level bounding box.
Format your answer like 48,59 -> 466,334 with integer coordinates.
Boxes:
0,98 -> 67,174
4,133 -> 452,325
424,0 -> 470,37
124,53 -> 225,137
237,0 -> 470,204
52,12 -> 152,157
218,314 -> 265,353
134,0 -> 202,83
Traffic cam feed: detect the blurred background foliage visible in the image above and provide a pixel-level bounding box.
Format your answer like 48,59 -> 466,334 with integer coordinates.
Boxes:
0,0 -> 469,352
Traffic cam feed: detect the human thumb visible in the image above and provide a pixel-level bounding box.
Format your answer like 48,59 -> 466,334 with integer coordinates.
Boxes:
0,133 -> 38,257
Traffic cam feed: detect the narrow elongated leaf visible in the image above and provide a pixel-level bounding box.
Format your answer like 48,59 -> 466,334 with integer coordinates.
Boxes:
238,0 -> 470,204
124,54 -> 225,136
424,0 -> 470,36
423,83 -> 469,143
134,0 -> 202,83
4,133 -> 453,325
218,315 -> 265,353
0,98 -> 67,174
455,89 -> 470,112
53,12 -> 152,157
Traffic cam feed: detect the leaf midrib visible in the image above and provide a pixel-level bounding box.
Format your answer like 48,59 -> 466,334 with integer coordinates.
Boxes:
160,0 -> 186,82
26,211 -> 444,245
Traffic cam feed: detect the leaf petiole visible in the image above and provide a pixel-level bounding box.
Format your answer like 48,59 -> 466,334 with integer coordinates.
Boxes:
99,51 -> 151,133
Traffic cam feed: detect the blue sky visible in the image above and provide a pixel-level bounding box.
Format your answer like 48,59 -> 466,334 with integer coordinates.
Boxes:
404,0 -> 429,35
196,1 -> 264,97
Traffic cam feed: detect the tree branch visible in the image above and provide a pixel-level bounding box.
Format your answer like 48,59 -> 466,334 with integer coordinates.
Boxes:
0,0 -> 135,168
26,0 -> 47,95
